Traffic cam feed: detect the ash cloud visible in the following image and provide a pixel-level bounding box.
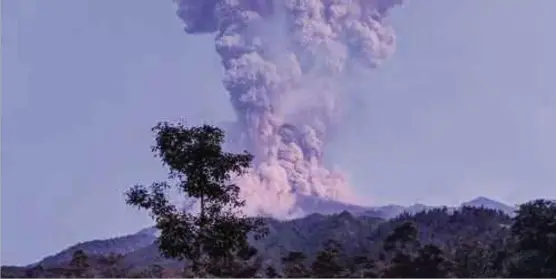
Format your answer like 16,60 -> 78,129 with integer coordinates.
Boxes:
174,0 -> 403,218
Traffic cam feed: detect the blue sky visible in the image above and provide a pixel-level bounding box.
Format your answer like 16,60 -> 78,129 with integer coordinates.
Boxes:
2,0 -> 556,266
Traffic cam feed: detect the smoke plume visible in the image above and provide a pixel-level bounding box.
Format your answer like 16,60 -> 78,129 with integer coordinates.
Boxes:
174,0 -> 403,218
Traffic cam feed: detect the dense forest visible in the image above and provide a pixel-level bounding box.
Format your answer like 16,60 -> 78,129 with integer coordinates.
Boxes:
3,123 -> 554,278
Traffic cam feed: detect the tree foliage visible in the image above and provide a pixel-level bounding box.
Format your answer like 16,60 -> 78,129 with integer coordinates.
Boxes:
7,124 -> 556,278
507,199 -> 556,277
282,251 -> 310,278
310,240 -> 346,277
7,199 -> 556,278
68,250 -> 91,277
124,122 -> 267,276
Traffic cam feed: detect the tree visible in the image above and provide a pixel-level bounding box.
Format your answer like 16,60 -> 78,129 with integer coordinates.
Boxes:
453,239 -> 507,277
24,264 -> 44,278
207,245 -> 263,277
346,255 -> 377,278
310,239 -> 346,277
144,264 -> 165,278
68,250 -> 91,277
382,253 -> 415,278
383,222 -> 419,253
282,251 -> 310,278
454,240 -> 491,277
264,265 -> 280,278
97,253 -> 127,277
412,244 -> 452,278
382,222 -> 420,278
508,199 -> 556,277
125,122 -> 267,277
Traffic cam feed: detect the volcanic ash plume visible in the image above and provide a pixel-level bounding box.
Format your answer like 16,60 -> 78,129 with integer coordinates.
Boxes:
175,0 -> 403,218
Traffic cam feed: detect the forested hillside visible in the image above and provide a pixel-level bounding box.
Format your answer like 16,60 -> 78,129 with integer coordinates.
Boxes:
3,202 -> 555,278
4,123 -> 553,278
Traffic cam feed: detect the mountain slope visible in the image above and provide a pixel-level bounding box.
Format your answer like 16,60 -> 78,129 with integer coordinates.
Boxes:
11,197 -> 515,273
31,228 -> 157,268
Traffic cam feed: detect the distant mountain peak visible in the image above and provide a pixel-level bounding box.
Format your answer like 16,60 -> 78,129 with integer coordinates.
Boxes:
464,196 -> 503,206
468,196 -> 497,203
462,196 -> 515,215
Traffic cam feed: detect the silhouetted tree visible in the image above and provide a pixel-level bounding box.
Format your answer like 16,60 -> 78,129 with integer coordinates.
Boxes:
507,199 -> 556,278
147,264 -> 165,278
24,264 -> 44,278
413,244 -> 452,277
310,239 -> 346,277
453,239 -> 508,277
382,222 -> 420,277
346,255 -> 377,278
453,240 -> 492,277
264,265 -> 280,278
68,250 -> 91,277
125,122 -> 267,277
207,246 -> 263,277
282,251 -> 310,278
97,253 -> 127,277
382,253 -> 416,278
383,222 -> 420,253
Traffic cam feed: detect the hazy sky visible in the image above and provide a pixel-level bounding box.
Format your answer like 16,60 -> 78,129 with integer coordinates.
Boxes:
2,0 -> 555,266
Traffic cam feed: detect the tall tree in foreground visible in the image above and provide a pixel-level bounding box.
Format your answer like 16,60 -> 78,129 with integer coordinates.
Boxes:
125,122 -> 267,277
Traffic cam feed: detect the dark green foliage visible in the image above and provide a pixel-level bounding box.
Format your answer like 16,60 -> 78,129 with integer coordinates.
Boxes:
453,240 -> 493,277
130,264 -> 165,278
5,201 -> 556,278
507,199 -> 556,278
382,253 -> 415,278
310,240 -> 346,277
25,265 -> 45,278
96,253 -> 127,277
264,265 -> 280,277
382,223 -> 453,278
282,251 -> 310,278
67,250 -> 91,277
381,222 -> 419,277
206,246 -> 263,277
1,266 -> 27,278
125,122 -> 267,277
413,244 -> 453,277
383,221 -> 419,252
347,255 -> 378,277
5,125 -> 556,278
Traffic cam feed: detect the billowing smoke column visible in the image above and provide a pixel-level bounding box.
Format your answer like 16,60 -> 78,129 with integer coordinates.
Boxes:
175,0 -> 403,218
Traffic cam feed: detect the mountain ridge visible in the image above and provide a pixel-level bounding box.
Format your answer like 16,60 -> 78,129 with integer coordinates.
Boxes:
13,196 -> 516,270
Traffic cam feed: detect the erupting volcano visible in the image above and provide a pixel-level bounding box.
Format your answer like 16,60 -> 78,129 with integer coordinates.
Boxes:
174,0 -> 404,218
